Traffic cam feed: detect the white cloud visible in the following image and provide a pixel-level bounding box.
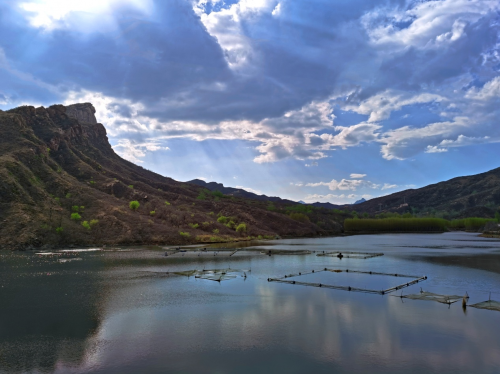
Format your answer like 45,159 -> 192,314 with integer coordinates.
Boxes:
305,162 -> 318,167
350,173 -> 366,179
362,0 -> 500,50
342,90 -> 445,123
193,0 -> 276,69
19,0 -> 154,32
381,183 -> 398,190
271,2 -> 281,17
306,178 -> 379,191
235,185 -> 262,195
112,139 -> 169,164
466,77 -> 500,101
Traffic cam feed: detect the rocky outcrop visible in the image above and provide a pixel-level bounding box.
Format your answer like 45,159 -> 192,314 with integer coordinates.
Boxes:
66,103 -> 97,124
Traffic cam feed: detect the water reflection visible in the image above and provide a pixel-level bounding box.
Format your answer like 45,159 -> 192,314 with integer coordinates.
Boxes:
1,233 -> 499,373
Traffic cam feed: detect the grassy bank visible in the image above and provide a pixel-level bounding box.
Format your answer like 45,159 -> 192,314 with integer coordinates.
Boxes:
344,217 -> 496,233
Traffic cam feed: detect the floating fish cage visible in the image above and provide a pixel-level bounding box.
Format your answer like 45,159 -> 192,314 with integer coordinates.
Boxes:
393,291 -> 465,305
169,268 -> 250,282
469,293 -> 500,312
316,251 -> 384,259
267,268 -> 426,295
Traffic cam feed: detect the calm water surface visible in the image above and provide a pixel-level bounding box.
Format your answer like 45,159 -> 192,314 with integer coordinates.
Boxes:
1,232 -> 500,373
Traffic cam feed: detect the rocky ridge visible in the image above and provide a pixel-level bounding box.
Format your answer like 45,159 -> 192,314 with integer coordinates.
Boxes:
0,103 -> 343,250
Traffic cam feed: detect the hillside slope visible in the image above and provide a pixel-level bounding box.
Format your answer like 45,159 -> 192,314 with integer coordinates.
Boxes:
0,103 -> 342,250
355,168 -> 500,217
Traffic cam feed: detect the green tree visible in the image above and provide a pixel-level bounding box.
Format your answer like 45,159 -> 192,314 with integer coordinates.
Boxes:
71,213 -> 81,221
129,201 -> 140,210
236,223 -> 247,233
82,221 -> 91,229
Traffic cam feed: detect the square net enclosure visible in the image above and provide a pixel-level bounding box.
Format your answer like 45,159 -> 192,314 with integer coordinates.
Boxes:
268,268 -> 426,295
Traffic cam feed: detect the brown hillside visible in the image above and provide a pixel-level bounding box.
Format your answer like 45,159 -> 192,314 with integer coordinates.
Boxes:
0,103 -> 342,250
355,169 -> 500,218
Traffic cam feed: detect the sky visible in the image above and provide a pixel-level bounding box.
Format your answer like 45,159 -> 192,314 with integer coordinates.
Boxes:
1,0 -> 500,204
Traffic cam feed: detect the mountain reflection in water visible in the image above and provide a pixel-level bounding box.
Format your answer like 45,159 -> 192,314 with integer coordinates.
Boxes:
1,232 -> 499,373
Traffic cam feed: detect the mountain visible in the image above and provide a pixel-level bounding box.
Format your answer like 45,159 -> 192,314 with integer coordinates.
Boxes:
0,103 -> 343,250
354,169 -> 500,218
353,198 -> 366,205
310,202 -> 344,210
189,180 -> 346,210
187,179 -> 298,204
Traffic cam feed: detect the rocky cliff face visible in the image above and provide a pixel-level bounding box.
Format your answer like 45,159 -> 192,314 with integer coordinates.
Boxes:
0,103 -> 341,250
66,103 -> 97,124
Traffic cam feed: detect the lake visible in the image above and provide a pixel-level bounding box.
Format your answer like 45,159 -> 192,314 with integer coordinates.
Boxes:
1,232 -> 499,373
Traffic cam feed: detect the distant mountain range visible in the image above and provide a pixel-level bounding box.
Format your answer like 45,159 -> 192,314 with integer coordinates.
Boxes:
353,168 -> 500,218
188,179 -> 344,210
353,198 -> 366,205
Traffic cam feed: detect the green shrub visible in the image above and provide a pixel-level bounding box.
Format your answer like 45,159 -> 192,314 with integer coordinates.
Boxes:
80,206 -> 85,210
179,231 -> 190,238
82,221 -> 91,229
71,213 -> 81,221
267,203 -> 276,211
197,190 -> 208,200
90,219 -> 99,227
55,227 -> 63,234
189,223 -> 199,229
129,201 -> 140,210
286,205 -> 313,214
165,201 -> 171,206
236,223 -> 247,233
448,217 -> 495,230
289,212 -> 310,222
211,190 -> 225,198
72,205 -> 79,212
217,216 -> 228,224
65,193 -> 72,198
209,211 -> 214,216
150,210 -> 156,216
128,185 -> 134,189
213,229 -> 219,234
90,180 -> 96,185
